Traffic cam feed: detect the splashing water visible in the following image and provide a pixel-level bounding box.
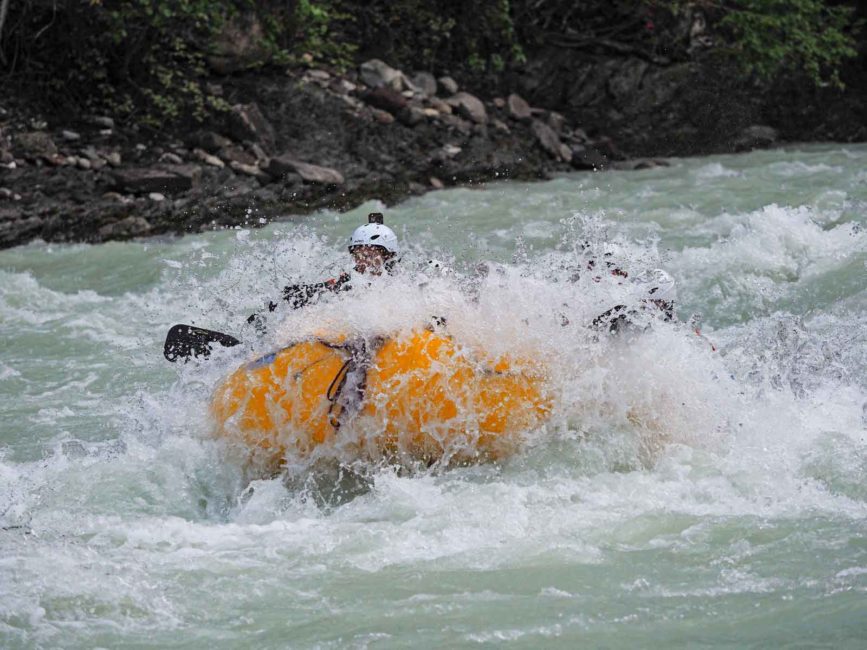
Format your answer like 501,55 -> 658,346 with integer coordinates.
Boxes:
1,145 -> 865,647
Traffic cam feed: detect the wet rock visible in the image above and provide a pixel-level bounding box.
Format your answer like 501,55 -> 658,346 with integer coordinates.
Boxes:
89,116 -> 115,129
229,160 -> 270,182
507,93 -> 532,122
734,125 -> 779,151
80,147 -> 103,163
1,215 -> 43,248
159,152 -> 184,165
492,119 -> 510,133
440,114 -> 472,135
193,148 -> 225,168
547,111 -> 567,134
530,120 -> 563,159
426,97 -> 452,114
62,130 -> 81,142
98,216 -> 151,239
266,155 -> 344,185
218,145 -> 257,167
14,132 -> 57,158
191,131 -> 233,153
570,145 -> 608,170
493,97 -> 506,109
227,103 -> 276,152
438,76 -> 459,95
362,87 -> 408,115
411,72 -> 437,97
371,108 -> 396,125
249,143 -> 269,165
446,92 -> 487,124
558,143 -> 573,163
306,69 -> 331,82
113,168 -> 193,194
591,137 -> 625,161
430,177 -> 445,189
422,108 -> 440,119
102,192 -> 132,203
613,158 -> 670,171
161,164 -> 202,187
336,79 -> 357,94
398,106 -> 427,127
104,151 -> 122,167
359,59 -> 403,91
75,157 -> 92,171
442,144 -> 462,158
148,192 -> 166,202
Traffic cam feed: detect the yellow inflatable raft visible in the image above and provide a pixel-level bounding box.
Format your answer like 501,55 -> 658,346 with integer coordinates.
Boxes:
211,328 -> 550,471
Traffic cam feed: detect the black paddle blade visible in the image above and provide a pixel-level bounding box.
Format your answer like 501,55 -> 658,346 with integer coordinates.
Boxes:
163,324 -> 240,362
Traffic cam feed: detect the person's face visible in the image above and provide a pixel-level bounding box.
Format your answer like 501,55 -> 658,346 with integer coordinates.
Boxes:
351,245 -> 387,274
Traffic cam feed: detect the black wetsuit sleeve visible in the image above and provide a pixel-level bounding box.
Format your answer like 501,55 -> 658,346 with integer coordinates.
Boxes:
247,274 -> 351,329
283,273 -> 352,310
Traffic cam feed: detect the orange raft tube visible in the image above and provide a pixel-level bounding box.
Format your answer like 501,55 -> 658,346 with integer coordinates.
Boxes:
211,328 -> 551,471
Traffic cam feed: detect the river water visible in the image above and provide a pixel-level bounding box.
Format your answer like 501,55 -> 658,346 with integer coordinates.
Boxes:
1,145 -> 866,648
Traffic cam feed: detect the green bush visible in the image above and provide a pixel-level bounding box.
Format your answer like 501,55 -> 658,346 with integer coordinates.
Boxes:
720,0 -> 861,88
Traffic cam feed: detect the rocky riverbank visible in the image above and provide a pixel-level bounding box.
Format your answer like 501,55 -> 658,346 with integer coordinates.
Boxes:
1,59 -> 691,250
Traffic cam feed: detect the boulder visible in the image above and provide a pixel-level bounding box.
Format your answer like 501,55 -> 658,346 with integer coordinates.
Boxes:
159,152 -> 184,165
362,87 -> 408,115
229,160 -> 271,182
612,158 -> 670,171
570,145 -> 608,171
104,151 -> 122,167
547,111 -> 567,134
360,59 -> 403,90
411,72 -> 437,97
426,97 -> 452,114
306,69 -> 331,82
227,103 -> 276,152
530,120 -> 562,159
440,114 -> 472,135
370,108 -> 396,125
734,125 -> 779,151
266,155 -> 344,185
191,131 -> 233,153
438,76 -> 459,95
14,132 -> 57,158
161,164 -> 202,187
193,148 -> 225,168
398,106 -> 427,127
98,216 -> 151,240
446,92 -> 487,124
89,116 -> 115,129
218,145 -> 257,166
506,93 -> 532,122
113,168 -> 193,194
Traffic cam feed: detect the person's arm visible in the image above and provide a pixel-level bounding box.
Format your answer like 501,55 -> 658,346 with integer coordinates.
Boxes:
247,274 -> 351,332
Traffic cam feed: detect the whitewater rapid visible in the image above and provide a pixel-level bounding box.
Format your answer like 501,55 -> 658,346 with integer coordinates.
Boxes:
1,144 -> 865,648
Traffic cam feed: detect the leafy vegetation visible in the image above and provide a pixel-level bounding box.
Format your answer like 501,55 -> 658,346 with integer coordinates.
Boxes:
719,0 -> 861,88
0,0 -> 861,125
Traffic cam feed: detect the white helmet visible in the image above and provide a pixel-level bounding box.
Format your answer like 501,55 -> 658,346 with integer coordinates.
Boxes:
349,213 -> 399,255
633,269 -> 677,303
